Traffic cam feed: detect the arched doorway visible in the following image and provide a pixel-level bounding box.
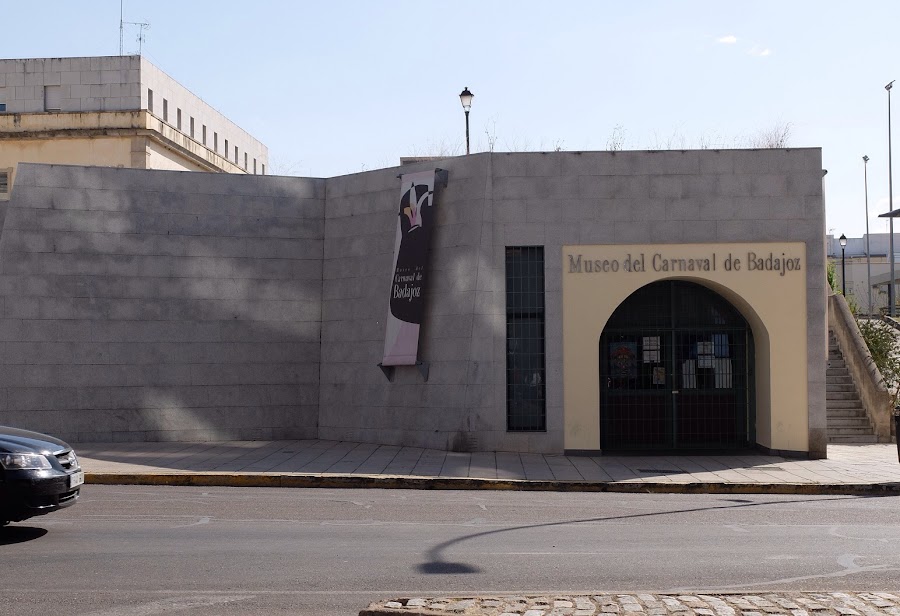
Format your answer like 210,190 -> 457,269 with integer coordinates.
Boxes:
599,280 -> 754,452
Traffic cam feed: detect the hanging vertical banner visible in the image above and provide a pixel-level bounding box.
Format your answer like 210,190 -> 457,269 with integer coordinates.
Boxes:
381,169 -> 447,366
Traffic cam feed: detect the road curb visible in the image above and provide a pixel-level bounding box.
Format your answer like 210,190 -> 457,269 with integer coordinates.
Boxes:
84,472 -> 900,495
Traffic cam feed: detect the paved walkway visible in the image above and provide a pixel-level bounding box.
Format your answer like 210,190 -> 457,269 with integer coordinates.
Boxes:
75,439 -> 900,493
360,592 -> 900,616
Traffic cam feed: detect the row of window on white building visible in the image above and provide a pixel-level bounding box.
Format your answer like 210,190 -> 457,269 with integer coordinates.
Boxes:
147,89 -> 264,175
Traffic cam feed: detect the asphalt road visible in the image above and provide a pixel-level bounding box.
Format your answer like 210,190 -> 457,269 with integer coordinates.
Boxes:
2,486 -> 899,616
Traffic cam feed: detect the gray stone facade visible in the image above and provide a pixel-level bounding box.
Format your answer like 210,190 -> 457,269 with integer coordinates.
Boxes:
0,164 -> 322,442
0,149 -> 825,454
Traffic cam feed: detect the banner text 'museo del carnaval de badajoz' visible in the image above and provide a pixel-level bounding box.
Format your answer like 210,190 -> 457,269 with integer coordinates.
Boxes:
567,251 -> 802,276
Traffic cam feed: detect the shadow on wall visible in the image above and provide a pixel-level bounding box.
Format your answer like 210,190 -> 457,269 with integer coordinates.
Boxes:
315,155 -> 514,452
0,164 -> 324,443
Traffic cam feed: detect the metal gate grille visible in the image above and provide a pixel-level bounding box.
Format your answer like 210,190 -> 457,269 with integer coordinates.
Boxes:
599,281 -> 753,451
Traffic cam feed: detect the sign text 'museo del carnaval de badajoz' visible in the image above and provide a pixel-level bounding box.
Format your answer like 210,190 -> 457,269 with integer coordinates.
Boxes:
567,251 -> 802,276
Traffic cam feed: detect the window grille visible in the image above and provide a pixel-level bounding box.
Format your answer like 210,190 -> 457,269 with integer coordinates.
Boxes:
506,246 -> 546,431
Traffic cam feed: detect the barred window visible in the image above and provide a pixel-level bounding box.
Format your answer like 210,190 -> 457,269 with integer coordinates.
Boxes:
506,246 -> 546,431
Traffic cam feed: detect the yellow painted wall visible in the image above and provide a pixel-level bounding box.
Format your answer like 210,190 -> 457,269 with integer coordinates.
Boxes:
562,242 -> 808,453
145,139 -> 209,172
0,111 -> 243,181
0,137 -> 135,189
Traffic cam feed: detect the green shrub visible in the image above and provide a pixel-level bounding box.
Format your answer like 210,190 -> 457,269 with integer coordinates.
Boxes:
857,319 -> 900,411
827,261 -> 839,293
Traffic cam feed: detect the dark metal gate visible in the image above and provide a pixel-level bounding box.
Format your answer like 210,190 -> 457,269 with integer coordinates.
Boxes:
599,281 -> 753,452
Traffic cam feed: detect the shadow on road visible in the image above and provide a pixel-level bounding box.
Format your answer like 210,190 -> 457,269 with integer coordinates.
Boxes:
0,525 -> 48,545
417,494 -> 871,575
417,562 -> 481,574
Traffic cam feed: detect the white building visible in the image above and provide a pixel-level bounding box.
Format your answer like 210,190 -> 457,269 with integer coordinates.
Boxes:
0,55 -> 268,200
828,232 -> 900,315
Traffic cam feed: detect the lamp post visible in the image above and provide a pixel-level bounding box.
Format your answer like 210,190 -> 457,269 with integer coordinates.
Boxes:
888,81 -> 896,315
839,234 -> 848,296
864,155 -> 872,315
459,87 -> 473,155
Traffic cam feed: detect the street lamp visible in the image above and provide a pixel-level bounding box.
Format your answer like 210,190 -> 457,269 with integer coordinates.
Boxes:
839,234 -> 848,296
888,80 -> 896,315
864,155 -> 872,315
459,87 -> 474,155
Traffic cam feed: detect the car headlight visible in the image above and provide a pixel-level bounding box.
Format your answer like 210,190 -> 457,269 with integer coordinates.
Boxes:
0,453 -> 52,470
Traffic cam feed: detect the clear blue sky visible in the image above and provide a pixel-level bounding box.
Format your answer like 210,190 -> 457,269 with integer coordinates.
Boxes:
3,1 -> 899,238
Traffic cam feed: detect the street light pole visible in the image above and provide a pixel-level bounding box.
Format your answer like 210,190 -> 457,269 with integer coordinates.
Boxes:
465,109 -> 470,154
864,155 -> 872,315
459,87 -> 473,155
888,81 -> 896,316
840,234 -> 848,296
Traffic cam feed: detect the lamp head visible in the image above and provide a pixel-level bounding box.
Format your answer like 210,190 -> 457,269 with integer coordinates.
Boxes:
887,80 -> 895,91
839,233 -> 848,248
459,87 -> 474,111
863,155 -> 870,163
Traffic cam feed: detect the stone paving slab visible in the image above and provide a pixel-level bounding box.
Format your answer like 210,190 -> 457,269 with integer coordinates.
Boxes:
360,592 -> 900,616
74,440 -> 900,489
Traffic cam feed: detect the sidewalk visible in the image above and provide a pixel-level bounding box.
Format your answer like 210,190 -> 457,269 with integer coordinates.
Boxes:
75,439 -> 900,495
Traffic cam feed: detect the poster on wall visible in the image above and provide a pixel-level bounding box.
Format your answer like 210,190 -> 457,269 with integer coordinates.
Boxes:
609,342 -> 637,378
381,169 -> 448,366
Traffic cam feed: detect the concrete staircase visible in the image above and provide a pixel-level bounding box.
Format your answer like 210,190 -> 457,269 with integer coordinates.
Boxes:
828,331 -> 878,443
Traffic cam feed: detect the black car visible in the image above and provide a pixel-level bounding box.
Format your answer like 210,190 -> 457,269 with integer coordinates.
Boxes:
0,426 -> 83,526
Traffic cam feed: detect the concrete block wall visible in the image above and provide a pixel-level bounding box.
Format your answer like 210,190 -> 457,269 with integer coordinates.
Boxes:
492,149 -> 826,456
318,149 -> 826,455
0,57 -> 141,113
0,164 -> 323,442
0,149 -> 825,454
318,155 -> 502,450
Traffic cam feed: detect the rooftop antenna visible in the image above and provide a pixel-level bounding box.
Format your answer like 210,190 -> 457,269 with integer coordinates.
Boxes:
119,1 -> 150,56
132,22 -> 150,54
119,0 -> 123,55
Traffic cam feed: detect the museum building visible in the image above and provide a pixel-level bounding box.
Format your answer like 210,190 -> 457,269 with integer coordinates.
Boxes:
0,148 -> 827,457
